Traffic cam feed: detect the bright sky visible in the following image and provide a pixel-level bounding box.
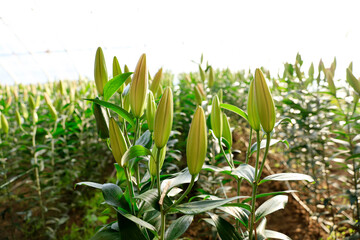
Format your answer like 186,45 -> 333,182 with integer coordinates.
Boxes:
0,0 -> 359,85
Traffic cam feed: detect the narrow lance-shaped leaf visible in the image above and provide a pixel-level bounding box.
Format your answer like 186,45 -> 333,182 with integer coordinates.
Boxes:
104,72 -> 133,101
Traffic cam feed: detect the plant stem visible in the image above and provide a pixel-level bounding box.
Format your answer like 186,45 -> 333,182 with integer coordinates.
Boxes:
249,130 -> 260,240
165,175 -> 196,212
160,210 -> 166,240
256,133 -> 271,183
133,118 -> 141,191
124,167 -> 135,214
219,137 -> 234,168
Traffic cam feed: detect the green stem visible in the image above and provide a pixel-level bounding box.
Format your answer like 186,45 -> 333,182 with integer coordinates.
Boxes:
249,130 -> 261,240
219,137 -> 234,168
245,128 -> 253,165
160,210 -> 166,240
165,175 -> 196,212
124,167 -> 135,214
256,133 -> 271,183
133,118 -> 141,191
156,146 -> 162,197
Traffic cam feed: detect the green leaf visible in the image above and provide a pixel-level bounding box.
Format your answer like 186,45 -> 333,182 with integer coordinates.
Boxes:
218,206 -> 249,228
255,195 -> 288,222
274,117 -> 292,128
161,169 -> 198,194
115,208 -> 157,232
85,98 -> 135,126
265,230 -> 291,240
102,183 -> 123,207
242,190 -> 297,203
174,196 -> 246,215
104,72 -> 133,101
165,215 -> 194,240
208,212 -> 242,240
135,130 -> 152,149
75,181 -> 103,189
121,145 -> 153,167
259,173 -> 314,185
231,164 -> 255,185
90,227 -> 121,240
115,212 -> 148,240
250,139 -> 289,155
135,189 -> 172,211
220,103 -> 248,122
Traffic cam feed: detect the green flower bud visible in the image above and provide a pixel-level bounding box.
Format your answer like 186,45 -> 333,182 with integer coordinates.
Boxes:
32,110 -> 38,124
199,65 -> 205,82
94,47 -> 108,96
149,145 -> 166,177
5,96 -> 12,109
93,97 -> 110,139
35,95 -> 40,108
29,95 -> 36,111
124,64 -> 132,85
1,113 -> 9,134
254,68 -> 276,133
16,110 -> 23,126
113,56 -> 124,93
222,112 -> 232,147
44,93 -> 58,120
208,66 -> 215,88
150,68 -> 163,95
146,91 -> 156,132
346,68 -> 360,95
247,79 -> 260,131
21,103 -> 29,120
130,54 -> 148,118
154,87 -> 173,148
211,95 -> 222,139
218,89 -> 223,104
324,68 -> 336,96
187,106 -> 207,176
109,117 -> 128,166
123,94 -> 130,112
194,85 -> 203,105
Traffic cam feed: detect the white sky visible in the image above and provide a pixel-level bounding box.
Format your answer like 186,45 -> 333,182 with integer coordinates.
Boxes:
0,0 -> 359,84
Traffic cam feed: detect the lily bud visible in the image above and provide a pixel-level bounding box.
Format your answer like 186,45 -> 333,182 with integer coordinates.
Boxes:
150,68 -> 163,95
130,54 -> 148,118
325,69 -> 336,96
32,110 -> 38,124
146,91 -> 156,132
29,95 -> 36,111
109,117 -> 128,166
93,97 -> 110,139
187,106 -> 207,176
254,68 -> 276,133
247,79 -> 260,131
1,113 -> 9,134
346,68 -> 360,95
21,103 -> 29,120
154,87 -> 173,148
211,95 -> 222,139
222,112 -> 232,147
194,85 -> 203,105
199,65 -> 205,82
94,47 -> 108,96
218,89 -> 223,104
44,94 -> 57,120
16,110 -> 23,126
113,56 -> 124,94
5,96 -> 12,109
123,94 -> 130,112
197,83 -> 206,98
124,64 -> 132,85
208,66 -> 215,88
149,145 -> 166,177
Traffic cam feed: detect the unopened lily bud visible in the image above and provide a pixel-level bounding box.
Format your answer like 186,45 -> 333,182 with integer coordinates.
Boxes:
218,89 -> 223,104
35,95 -> 40,108
325,69 -> 336,96
93,97 -> 110,139
48,104 -> 58,121
146,91 -> 156,132
187,106 -> 207,176
130,54 -> 148,118
32,110 -> 38,124
23,88 -> 28,102
1,113 -> 9,134
94,47 -> 108,96
12,87 -> 18,102
308,63 -> 314,81
222,112 -> 232,147
149,145 -> 166,177
150,68 -> 163,95
109,117 -> 128,166
124,64 -> 131,85
21,103 -> 29,120
154,87 -> 173,148
113,56 -> 124,94
5,96 -> 12,109
156,83 -> 163,99
44,93 -> 52,106
197,83 -> 206,98
346,68 -> 360,95
29,95 -> 36,111
16,110 -> 23,126
194,86 -> 203,105
58,81 -> 66,96
208,66 -> 215,88
123,94 -> 130,112
211,95 -> 222,139
247,79 -> 260,131
199,65 -> 205,82
254,68 -> 276,133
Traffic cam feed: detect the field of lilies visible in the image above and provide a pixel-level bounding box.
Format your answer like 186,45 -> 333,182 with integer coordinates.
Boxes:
0,49 -> 359,240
